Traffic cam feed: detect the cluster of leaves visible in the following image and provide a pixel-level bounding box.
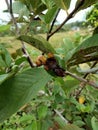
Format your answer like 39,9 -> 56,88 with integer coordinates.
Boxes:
0,0 -> 98,130
86,2 -> 98,28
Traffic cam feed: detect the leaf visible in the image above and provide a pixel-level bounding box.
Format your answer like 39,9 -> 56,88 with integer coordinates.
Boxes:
18,35 -> 55,53
0,67 -> 52,123
12,1 -> 29,17
73,120 -> 85,127
41,0 -> 55,9
54,0 -> 71,10
75,0 -> 98,11
61,76 -> 79,96
0,25 -> 10,32
20,0 -> 47,14
37,105 -> 48,119
0,72 -> 17,85
62,124 -> 82,130
0,45 -> 12,68
91,117 -> 98,130
19,114 -> 34,123
44,6 -> 58,24
15,56 -> 27,65
54,116 -> 67,128
67,34 -> 98,67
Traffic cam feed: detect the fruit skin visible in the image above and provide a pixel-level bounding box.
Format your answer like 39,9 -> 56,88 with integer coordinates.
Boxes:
79,96 -> 85,104
36,55 -> 47,66
35,54 -> 65,77
37,55 -> 47,64
45,57 -> 65,77
35,60 -> 42,66
47,53 -> 54,58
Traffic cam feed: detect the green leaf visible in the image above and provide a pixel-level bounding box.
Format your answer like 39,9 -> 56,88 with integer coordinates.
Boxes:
41,118 -> 53,130
54,0 -> 71,10
41,0 -> 55,9
0,67 -> 52,123
75,0 -> 98,11
44,7 -> 58,24
0,25 -> 10,32
61,76 -> 79,96
54,116 -> 67,128
73,120 -> 85,127
37,105 -> 48,119
61,124 -> 82,130
20,0 -> 46,14
15,56 -> 27,65
0,45 -> 12,68
18,35 -> 55,53
0,71 -> 17,85
91,116 -> 98,130
12,1 -> 29,17
19,114 -> 34,123
67,34 -> 98,67
63,38 -> 75,53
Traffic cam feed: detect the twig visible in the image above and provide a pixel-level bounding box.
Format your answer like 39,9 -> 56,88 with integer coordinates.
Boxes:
83,61 -> 97,78
47,0 -> 85,39
65,70 -> 98,89
5,0 -> 19,35
21,41 -> 35,67
78,67 -> 98,74
5,0 -> 35,67
54,109 -> 68,124
47,9 -> 60,41
75,61 -> 98,97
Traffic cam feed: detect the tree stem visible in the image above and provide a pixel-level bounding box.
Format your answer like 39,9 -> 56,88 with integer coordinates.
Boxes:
47,9 -> 60,41
48,0 -> 85,38
5,0 -> 35,67
65,70 -> 98,89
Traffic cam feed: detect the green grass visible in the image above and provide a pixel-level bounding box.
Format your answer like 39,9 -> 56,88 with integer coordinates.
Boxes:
40,31 -> 75,48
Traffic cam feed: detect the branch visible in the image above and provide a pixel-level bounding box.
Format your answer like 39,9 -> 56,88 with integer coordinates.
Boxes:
54,109 -> 68,124
5,0 -> 19,35
75,61 -> 98,97
5,0 -> 35,68
65,70 -> 98,89
47,0 -> 85,39
47,9 -> 60,41
78,67 -> 98,74
83,61 -> 97,78
21,41 -> 35,67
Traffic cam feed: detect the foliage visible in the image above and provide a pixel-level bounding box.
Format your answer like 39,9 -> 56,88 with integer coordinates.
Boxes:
86,2 -> 98,28
0,0 -> 98,130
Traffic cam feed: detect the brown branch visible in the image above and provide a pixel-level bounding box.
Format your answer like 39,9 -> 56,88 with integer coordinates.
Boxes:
65,70 -> 98,89
21,41 -> 35,67
75,61 -> 98,97
83,61 -> 97,78
47,0 -> 85,39
5,0 -> 19,35
5,0 -> 35,68
47,9 -> 60,41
